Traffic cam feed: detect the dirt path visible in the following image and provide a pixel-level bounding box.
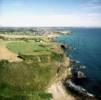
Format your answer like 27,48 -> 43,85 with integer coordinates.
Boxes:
47,81 -> 75,100
0,45 -> 22,62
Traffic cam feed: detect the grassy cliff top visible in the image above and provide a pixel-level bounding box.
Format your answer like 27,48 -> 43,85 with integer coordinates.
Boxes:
0,36 -> 69,100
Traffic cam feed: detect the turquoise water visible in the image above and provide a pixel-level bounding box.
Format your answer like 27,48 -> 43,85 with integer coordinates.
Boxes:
56,28 -> 101,97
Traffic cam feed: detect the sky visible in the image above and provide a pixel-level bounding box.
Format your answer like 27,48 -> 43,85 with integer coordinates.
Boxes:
0,0 -> 101,27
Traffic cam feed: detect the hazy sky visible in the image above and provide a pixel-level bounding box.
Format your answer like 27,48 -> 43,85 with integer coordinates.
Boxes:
0,0 -> 101,27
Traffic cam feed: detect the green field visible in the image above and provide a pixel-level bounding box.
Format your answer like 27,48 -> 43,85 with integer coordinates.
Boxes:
0,38 -> 66,100
0,60 -> 57,100
0,54 -> 58,100
7,41 -> 49,55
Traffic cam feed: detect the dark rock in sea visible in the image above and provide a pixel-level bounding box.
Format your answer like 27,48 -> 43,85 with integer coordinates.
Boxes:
77,71 -> 86,79
60,44 -> 68,49
70,59 -> 80,65
64,79 -> 95,99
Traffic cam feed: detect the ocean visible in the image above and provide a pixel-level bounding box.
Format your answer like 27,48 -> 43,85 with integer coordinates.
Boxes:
56,28 -> 101,98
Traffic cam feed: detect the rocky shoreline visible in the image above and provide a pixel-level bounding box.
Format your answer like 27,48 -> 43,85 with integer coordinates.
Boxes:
47,33 -> 98,100
56,37 -> 97,99
62,46 -> 98,100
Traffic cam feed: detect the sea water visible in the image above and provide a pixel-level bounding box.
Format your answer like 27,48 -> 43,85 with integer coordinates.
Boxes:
56,28 -> 101,97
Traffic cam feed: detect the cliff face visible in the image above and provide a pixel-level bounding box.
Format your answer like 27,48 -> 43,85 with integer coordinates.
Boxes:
47,50 -> 75,100
55,54 -> 70,81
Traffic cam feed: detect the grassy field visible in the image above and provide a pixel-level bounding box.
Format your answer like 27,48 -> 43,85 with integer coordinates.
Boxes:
0,38 -> 67,100
0,60 -> 56,100
7,41 -> 49,55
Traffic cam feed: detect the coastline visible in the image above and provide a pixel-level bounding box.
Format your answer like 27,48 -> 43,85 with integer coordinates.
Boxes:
46,54 -> 75,100
47,81 -> 75,100
0,29 -> 99,100
46,34 -> 75,100
47,33 -> 97,100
